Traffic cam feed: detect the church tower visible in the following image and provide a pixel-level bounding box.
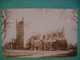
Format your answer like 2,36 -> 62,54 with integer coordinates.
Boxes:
16,17 -> 24,49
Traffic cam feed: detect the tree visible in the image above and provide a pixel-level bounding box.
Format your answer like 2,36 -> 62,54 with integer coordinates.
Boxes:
1,9 -> 11,42
72,9 -> 78,23
60,9 -> 78,31
61,9 -> 78,23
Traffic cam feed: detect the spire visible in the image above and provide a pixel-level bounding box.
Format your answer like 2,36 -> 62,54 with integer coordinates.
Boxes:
62,27 -> 65,32
62,27 -> 65,38
57,29 -> 59,38
22,16 -> 24,21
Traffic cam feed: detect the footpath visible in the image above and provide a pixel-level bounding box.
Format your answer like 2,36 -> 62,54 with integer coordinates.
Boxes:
2,50 -> 70,58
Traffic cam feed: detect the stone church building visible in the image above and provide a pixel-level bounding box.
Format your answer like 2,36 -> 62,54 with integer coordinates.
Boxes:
26,27 -> 68,51
7,17 -> 67,50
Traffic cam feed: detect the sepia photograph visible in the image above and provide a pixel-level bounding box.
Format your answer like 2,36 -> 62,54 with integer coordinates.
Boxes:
2,9 -> 77,58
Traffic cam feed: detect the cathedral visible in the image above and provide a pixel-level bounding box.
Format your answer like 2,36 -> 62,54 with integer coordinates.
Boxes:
8,17 -> 67,50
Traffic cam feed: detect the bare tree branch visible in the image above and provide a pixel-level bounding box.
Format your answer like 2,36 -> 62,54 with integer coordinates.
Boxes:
60,9 -> 65,17
72,9 -> 78,23
1,9 -> 11,42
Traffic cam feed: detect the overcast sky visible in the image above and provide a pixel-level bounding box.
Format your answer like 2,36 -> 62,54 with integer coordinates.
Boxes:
2,9 -> 77,46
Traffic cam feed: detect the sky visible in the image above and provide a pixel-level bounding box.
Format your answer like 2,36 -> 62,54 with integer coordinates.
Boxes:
2,9 -> 77,46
